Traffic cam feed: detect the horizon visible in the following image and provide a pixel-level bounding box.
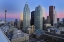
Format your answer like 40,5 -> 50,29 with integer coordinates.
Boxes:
0,0 -> 64,21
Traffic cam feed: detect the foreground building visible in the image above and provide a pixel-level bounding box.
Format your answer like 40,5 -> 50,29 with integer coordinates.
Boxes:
0,29 -> 11,42
34,5 -> 43,30
11,30 -> 29,42
23,3 -> 30,32
49,6 -> 55,26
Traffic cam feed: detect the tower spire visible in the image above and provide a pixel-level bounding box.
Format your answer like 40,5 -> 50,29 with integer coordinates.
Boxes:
26,0 -> 27,4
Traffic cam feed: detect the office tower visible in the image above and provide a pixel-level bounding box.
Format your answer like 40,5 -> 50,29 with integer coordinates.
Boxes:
47,16 -> 50,23
57,18 -> 60,23
53,11 -> 57,25
43,17 -> 46,30
62,18 -> 64,24
14,19 -> 18,27
17,20 -> 21,29
42,7 -> 45,18
20,12 -> 23,21
5,10 -> 7,24
23,3 -> 30,32
34,5 -> 43,30
20,20 -> 23,29
49,6 -> 55,26
20,12 -> 23,29
31,11 -> 35,25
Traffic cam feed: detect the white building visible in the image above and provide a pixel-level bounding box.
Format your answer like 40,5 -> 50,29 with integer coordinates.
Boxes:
53,11 -> 57,26
11,30 -> 29,42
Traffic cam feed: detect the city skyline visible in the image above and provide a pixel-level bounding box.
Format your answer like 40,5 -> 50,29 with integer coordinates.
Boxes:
0,0 -> 64,21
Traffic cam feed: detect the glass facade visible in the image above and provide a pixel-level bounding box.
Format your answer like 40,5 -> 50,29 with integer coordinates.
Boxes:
23,3 -> 30,32
34,5 -> 43,30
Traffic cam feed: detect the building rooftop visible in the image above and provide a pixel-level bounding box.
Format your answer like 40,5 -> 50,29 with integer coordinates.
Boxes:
12,30 -> 29,39
0,29 -> 10,42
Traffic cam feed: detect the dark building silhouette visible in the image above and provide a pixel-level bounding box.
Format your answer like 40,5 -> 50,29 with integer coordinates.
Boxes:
57,18 -> 60,27
31,11 -> 35,25
43,17 -> 45,30
49,6 -> 55,26
57,18 -> 60,23
47,16 -> 50,24
14,19 -> 18,27
20,20 -> 23,30
62,18 -> 64,24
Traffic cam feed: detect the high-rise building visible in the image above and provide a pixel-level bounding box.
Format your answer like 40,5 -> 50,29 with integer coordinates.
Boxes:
49,6 -> 55,26
17,20 -> 21,29
57,18 -> 60,23
62,18 -> 64,24
23,3 -> 30,32
14,19 -> 18,27
43,17 -> 46,30
47,16 -> 50,24
53,11 -> 57,25
20,12 -> 23,29
31,11 -> 35,25
34,5 -> 43,30
20,12 -> 23,21
20,20 -> 23,30
42,8 -> 45,18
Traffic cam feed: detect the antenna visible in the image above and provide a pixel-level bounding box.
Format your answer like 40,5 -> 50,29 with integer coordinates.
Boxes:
26,0 -> 28,4
5,6 -> 7,24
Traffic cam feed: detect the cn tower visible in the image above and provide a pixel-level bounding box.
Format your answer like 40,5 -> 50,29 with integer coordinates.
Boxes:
5,10 -> 7,24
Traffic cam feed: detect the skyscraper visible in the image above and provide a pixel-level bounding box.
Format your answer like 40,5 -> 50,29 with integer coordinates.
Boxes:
34,5 -> 43,30
49,6 -> 55,26
14,19 -> 18,27
53,11 -> 57,25
43,17 -> 45,30
31,11 -> 35,25
62,18 -> 64,24
47,16 -> 50,24
20,12 -> 23,21
57,18 -> 60,23
23,3 -> 30,32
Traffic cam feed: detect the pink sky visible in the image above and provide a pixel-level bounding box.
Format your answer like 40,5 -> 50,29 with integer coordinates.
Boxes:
0,12 -> 20,19
45,12 -> 64,19
0,12 -> 64,20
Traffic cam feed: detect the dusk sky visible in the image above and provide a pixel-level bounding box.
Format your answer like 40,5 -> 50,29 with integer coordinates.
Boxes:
0,0 -> 64,21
